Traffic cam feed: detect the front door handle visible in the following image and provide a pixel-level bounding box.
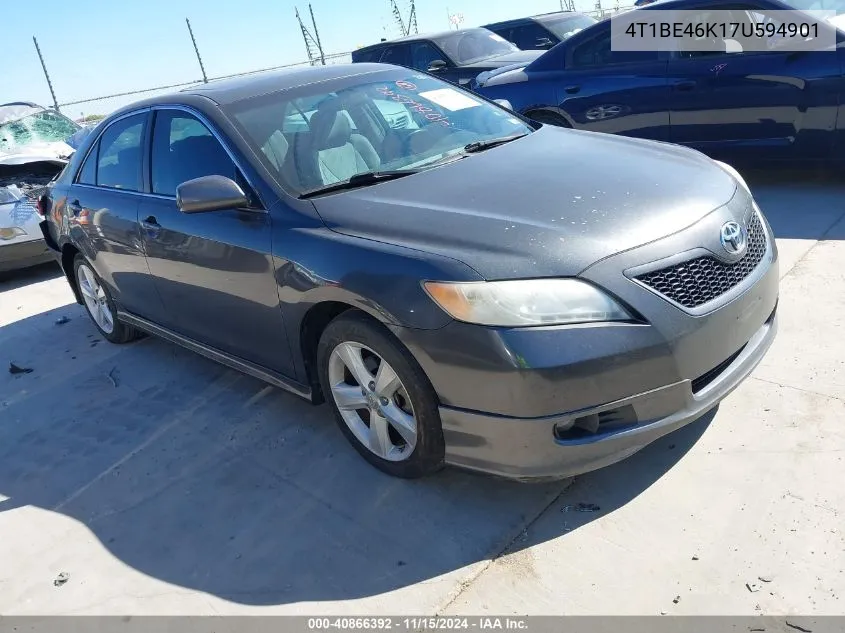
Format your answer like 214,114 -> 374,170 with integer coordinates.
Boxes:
141,215 -> 160,229
68,200 -> 82,216
564,85 -> 581,94
672,80 -> 697,91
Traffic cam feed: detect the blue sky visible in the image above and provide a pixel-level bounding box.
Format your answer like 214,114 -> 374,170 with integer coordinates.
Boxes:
0,0 -> 602,117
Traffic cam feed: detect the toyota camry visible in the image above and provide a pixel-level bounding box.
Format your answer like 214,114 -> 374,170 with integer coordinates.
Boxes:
40,63 -> 778,480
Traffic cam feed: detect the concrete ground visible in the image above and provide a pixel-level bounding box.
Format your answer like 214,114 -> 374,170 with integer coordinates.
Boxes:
0,169 -> 843,616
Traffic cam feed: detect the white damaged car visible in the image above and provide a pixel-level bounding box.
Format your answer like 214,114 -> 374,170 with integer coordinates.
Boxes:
1,102 -> 91,273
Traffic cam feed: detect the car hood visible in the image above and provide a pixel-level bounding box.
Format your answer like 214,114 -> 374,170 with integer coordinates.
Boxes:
310,126 -> 738,280
462,49 -> 543,69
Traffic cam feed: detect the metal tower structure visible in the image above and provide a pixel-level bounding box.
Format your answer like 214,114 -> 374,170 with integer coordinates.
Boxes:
296,4 -> 325,66
559,0 -> 576,10
390,0 -> 418,36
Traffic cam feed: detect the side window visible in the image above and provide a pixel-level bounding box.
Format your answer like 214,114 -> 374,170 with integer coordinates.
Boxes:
96,113 -> 146,191
151,110 -> 238,197
571,29 -> 660,67
409,42 -> 445,70
77,145 -> 98,185
353,48 -> 383,63
379,45 -> 410,67
511,23 -> 551,49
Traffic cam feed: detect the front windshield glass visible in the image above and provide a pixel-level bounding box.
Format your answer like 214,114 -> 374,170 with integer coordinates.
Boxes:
437,29 -> 519,64
544,15 -> 598,40
0,109 -> 81,153
228,70 -> 532,196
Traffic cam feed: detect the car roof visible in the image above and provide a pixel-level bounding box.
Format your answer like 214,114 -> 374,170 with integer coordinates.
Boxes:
485,10 -> 591,29
105,63 -> 396,115
356,27 -> 494,51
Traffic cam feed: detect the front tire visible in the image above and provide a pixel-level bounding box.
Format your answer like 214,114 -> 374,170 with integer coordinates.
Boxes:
317,311 -> 445,479
73,255 -> 140,344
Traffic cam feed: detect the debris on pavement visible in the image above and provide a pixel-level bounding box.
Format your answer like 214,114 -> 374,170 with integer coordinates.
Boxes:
692,554 -> 700,560
106,367 -> 119,388
759,575 -> 774,583
9,362 -> 33,375
562,502 -> 601,513
54,316 -> 70,325
785,622 -> 812,633
747,582 -> 762,593
673,595 -> 681,604
53,572 -> 69,587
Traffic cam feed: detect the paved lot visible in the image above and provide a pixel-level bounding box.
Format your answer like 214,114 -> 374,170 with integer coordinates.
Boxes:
1,169 -> 843,615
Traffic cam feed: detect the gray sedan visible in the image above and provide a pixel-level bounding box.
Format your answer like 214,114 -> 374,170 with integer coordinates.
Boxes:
41,64 -> 778,480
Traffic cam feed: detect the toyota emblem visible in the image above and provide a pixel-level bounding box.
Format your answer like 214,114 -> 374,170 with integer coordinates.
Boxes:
720,221 -> 747,256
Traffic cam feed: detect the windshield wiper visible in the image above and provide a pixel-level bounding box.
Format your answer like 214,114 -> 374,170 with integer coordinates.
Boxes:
299,170 -> 418,199
463,134 -> 528,154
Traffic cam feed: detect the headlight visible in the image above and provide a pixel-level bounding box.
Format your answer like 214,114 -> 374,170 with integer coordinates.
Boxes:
0,227 -> 27,240
714,160 -> 751,195
423,279 -> 632,327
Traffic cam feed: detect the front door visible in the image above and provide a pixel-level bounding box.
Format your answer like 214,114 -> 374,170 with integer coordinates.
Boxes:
667,3 -> 841,161
138,108 -> 294,377
561,25 -> 671,141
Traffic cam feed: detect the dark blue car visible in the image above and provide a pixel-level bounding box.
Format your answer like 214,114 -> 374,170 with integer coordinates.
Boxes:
475,0 -> 845,163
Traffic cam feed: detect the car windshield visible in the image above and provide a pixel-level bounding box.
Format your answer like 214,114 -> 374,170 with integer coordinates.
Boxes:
543,15 -> 598,40
227,70 -> 532,196
435,29 -> 519,64
0,107 -> 81,154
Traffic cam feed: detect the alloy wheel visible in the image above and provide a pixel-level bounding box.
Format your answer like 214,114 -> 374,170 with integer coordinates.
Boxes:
76,263 -> 115,334
328,341 -> 417,461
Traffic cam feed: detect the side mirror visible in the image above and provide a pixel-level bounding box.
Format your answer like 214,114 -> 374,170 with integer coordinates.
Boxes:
176,175 -> 250,214
537,38 -> 556,49
493,99 -> 514,111
427,59 -> 448,72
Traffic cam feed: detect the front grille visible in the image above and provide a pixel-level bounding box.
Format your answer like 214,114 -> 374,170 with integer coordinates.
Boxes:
691,344 -> 746,394
635,212 -> 767,309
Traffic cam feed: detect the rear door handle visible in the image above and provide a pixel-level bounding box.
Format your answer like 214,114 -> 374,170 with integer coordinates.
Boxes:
672,80 -> 697,91
564,85 -> 581,94
68,200 -> 82,216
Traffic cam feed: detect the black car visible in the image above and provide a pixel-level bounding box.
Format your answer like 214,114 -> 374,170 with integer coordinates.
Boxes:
484,11 -> 597,50
40,64 -> 778,481
351,28 -> 542,87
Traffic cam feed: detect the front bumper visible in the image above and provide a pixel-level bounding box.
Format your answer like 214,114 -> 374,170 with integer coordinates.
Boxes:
391,193 -> 779,480
0,238 -> 53,273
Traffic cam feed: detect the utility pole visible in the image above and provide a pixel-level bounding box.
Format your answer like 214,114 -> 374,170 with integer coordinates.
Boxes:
32,37 -> 60,111
297,4 -> 326,65
185,18 -> 208,83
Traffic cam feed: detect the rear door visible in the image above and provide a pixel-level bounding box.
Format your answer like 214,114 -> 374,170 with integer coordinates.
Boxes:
667,3 -> 841,161
560,25 -> 671,140
67,111 -> 168,322
138,107 -> 294,376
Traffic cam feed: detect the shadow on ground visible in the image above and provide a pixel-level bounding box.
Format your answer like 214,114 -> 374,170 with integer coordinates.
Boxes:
0,299 -> 709,606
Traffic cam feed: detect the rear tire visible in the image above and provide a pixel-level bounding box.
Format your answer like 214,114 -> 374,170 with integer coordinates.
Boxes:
317,311 -> 445,479
73,254 -> 141,344
528,111 -> 571,128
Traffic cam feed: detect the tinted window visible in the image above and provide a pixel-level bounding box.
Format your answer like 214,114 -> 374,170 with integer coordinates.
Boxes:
96,113 -> 145,190
151,111 -> 237,197
543,15 -> 597,41
77,145 -> 98,185
571,29 -> 660,66
510,22 -> 554,49
436,29 -> 519,65
353,48 -> 384,63
379,44 -> 410,67
409,42 -> 445,70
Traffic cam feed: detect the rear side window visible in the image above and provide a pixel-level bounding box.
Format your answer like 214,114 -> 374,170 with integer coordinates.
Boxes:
96,114 -> 146,190
77,145 -> 98,185
150,110 -> 237,197
353,48 -> 384,63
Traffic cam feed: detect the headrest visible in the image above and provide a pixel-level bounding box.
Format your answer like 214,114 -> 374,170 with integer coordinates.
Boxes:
310,107 -> 352,150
